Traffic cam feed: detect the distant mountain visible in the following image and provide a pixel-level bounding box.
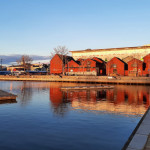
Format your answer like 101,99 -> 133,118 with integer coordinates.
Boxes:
0,54 -> 50,66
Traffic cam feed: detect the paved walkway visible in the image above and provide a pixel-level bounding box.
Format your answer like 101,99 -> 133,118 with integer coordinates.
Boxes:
144,135 -> 150,150
0,75 -> 150,85
125,108 -> 150,150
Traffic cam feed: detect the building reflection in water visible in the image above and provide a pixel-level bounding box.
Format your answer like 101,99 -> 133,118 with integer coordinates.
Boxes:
49,84 -> 69,117
4,81 -> 150,116
49,84 -> 150,116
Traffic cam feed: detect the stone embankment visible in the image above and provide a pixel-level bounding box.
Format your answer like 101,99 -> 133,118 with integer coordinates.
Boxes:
0,75 -> 150,85
123,107 -> 150,150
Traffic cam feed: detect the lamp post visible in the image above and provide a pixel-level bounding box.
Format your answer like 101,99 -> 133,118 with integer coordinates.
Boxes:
82,60 -> 85,76
148,58 -> 150,77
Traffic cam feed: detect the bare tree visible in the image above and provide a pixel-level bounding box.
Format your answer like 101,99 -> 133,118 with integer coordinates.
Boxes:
50,46 -> 69,75
50,46 -> 69,59
17,55 -> 33,71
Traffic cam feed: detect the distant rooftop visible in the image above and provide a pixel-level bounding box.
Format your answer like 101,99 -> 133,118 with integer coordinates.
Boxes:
70,45 -> 150,53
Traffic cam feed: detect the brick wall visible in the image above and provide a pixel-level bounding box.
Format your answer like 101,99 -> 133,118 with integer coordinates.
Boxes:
50,54 -> 63,74
106,57 -> 126,76
128,58 -> 143,76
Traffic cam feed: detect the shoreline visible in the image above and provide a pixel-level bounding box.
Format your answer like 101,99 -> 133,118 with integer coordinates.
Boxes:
0,75 -> 150,85
122,107 -> 150,150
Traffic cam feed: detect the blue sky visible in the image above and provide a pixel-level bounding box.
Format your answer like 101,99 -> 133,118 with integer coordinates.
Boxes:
0,0 -> 150,56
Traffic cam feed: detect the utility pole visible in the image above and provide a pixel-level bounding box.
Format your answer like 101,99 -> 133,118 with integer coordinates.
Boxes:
0,59 -> 2,71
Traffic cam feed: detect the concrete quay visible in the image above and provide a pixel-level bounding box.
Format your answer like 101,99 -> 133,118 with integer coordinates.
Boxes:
61,85 -> 114,90
123,107 -> 150,150
0,75 -> 150,85
0,90 -> 17,100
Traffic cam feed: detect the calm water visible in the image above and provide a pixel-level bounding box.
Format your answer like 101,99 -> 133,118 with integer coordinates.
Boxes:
0,81 -> 150,150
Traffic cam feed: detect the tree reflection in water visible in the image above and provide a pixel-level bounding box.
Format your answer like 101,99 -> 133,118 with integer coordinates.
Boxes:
18,81 -> 33,106
8,81 -> 50,107
0,99 -> 17,105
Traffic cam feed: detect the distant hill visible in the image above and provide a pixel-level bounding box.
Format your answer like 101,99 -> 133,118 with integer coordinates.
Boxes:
0,55 -> 50,66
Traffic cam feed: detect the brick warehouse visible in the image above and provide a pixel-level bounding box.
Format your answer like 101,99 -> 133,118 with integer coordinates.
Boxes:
50,50 -> 150,77
143,54 -> 150,76
50,54 -> 73,75
65,58 -> 106,76
106,57 -> 128,76
92,57 -> 106,75
127,58 -> 143,77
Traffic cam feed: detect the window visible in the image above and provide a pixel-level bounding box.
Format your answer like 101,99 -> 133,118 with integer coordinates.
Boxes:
86,67 -> 90,72
113,69 -> 117,73
87,61 -> 91,65
131,63 -> 138,67
111,64 -> 117,68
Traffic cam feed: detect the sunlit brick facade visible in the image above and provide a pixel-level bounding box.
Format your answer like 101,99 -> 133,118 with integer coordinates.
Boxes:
143,54 -> 150,76
106,57 -> 127,76
50,49 -> 150,76
127,58 -> 143,76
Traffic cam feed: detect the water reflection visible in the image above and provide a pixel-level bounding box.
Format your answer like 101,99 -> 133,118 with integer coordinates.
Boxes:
0,99 -> 17,105
50,84 -> 150,116
1,81 -> 150,116
19,81 -> 33,106
49,83 -> 70,117
5,81 -> 50,106
0,81 -> 148,150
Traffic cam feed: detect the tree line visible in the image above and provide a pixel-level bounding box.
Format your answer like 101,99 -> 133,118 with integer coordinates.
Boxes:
16,46 -> 69,71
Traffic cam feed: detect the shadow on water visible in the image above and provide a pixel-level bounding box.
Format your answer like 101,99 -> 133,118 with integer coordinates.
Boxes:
0,99 -> 17,105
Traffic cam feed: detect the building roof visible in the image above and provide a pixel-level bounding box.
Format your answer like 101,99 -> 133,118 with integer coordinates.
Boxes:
67,59 -> 81,66
143,53 -> 150,59
92,57 -> 105,63
127,58 -> 143,64
70,45 -> 150,53
8,65 -> 24,67
57,54 -> 74,63
122,56 -> 134,63
107,57 -> 127,68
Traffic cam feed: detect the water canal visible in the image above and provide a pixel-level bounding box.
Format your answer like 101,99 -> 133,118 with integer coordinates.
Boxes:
0,81 -> 149,150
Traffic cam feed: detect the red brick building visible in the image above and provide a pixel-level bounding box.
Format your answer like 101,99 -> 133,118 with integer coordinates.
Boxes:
65,57 -> 106,76
92,57 -> 106,75
143,54 -> 150,76
65,58 -> 98,76
128,58 -> 143,76
65,59 -> 81,73
50,54 -> 73,75
81,58 -> 97,72
50,53 -> 150,76
106,57 -> 127,76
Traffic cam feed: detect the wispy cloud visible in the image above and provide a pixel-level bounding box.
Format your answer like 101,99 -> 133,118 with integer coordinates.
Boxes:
0,55 -> 50,66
